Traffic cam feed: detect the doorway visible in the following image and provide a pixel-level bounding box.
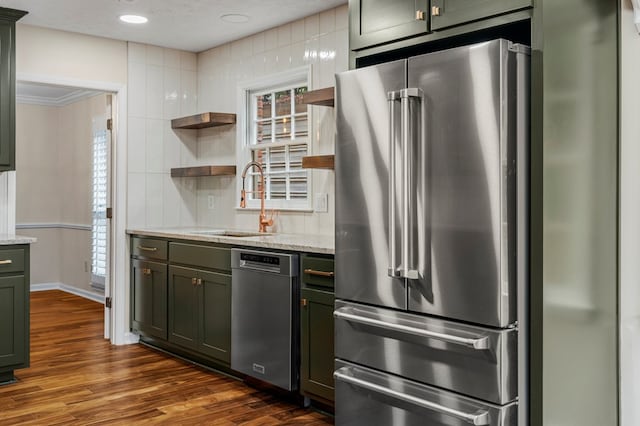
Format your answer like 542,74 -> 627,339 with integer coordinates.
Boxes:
14,81 -> 115,338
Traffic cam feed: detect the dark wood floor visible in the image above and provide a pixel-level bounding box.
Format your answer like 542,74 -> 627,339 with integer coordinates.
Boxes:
0,290 -> 333,425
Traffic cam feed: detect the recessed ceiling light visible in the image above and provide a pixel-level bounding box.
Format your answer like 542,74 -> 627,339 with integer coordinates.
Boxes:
119,14 -> 148,24
220,14 -> 249,24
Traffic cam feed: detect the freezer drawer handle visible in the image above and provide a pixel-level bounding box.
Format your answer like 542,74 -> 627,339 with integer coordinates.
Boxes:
334,308 -> 490,350
334,368 -> 490,425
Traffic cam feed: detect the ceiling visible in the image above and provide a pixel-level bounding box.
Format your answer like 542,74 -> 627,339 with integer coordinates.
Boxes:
0,0 -> 347,53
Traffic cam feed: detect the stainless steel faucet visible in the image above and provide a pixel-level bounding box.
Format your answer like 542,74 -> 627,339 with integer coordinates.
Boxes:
240,161 -> 273,233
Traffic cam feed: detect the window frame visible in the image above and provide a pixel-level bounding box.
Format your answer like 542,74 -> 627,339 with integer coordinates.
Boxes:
236,66 -> 313,212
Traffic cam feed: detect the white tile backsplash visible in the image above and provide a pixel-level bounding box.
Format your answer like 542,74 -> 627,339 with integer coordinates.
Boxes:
127,6 -> 345,234
146,65 -> 164,119
127,117 -> 146,173
145,119 -> 164,173
146,45 -> 164,66
163,67 -> 180,120
164,48 -> 181,69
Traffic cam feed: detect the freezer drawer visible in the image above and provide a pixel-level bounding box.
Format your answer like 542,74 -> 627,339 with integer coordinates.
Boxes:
335,360 -> 517,426
334,301 -> 517,405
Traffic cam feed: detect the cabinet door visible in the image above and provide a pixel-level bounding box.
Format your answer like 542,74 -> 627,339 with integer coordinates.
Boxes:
300,287 -> 335,402
168,266 -> 198,350
197,270 -> 231,364
131,259 -> 167,340
0,21 -> 15,170
350,0 -> 429,51
430,0 -> 532,30
0,275 -> 25,368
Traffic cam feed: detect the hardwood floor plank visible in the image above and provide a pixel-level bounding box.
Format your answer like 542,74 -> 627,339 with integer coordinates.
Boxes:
0,290 -> 333,425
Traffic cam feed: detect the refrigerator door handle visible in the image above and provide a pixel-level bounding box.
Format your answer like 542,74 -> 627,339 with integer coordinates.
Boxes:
387,90 -> 402,278
334,307 -> 490,350
334,367 -> 491,425
400,88 -> 422,280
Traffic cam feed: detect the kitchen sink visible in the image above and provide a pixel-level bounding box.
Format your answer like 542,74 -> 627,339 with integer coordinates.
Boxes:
191,230 -> 272,237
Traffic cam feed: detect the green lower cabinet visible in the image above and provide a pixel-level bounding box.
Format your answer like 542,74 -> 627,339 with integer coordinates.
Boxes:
197,270 -> 231,363
131,259 -> 167,340
0,275 -> 26,370
168,265 -> 231,364
300,287 -> 335,403
168,266 -> 199,350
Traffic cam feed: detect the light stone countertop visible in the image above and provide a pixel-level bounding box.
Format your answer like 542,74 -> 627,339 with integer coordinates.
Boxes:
126,227 -> 334,255
0,234 -> 37,245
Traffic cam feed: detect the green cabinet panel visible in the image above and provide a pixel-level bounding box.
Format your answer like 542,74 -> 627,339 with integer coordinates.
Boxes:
0,276 -> 25,368
168,264 -> 231,364
350,0 -> 429,51
301,255 -> 334,289
300,287 -> 335,403
131,237 -> 168,261
0,244 -> 29,383
131,259 -> 167,340
197,270 -> 231,363
169,242 -> 231,273
168,265 -> 199,350
430,0 -> 531,30
0,8 -> 27,172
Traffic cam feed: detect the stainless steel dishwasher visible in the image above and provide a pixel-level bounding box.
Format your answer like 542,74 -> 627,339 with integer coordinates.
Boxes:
231,248 -> 299,391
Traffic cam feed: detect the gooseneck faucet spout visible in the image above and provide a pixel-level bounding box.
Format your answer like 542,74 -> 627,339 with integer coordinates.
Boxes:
240,161 -> 273,233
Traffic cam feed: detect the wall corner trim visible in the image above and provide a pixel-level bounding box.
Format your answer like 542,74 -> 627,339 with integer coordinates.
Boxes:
31,282 -> 104,304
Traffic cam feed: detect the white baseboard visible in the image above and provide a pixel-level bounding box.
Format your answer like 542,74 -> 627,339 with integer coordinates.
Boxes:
123,332 -> 140,345
31,282 -> 105,304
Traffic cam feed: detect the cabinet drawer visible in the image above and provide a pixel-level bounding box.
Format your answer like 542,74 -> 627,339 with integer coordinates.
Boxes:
0,249 -> 24,274
132,237 -> 167,261
169,242 -> 231,273
301,255 -> 334,289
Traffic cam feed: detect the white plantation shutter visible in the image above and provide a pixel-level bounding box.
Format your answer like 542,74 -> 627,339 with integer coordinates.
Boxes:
91,128 -> 108,288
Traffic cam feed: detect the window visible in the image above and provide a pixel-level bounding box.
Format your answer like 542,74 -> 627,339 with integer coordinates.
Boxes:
91,128 -> 108,290
238,67 -> 312,210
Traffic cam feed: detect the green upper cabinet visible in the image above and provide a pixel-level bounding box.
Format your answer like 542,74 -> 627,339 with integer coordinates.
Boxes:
350,0 -> 429,51
430,0 -> 531,30
0,8 -> 27,172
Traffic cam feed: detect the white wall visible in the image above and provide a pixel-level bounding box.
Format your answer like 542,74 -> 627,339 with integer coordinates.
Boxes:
620,1 -> 640,425
15,94 -> 108,294
126,5 -> 347,235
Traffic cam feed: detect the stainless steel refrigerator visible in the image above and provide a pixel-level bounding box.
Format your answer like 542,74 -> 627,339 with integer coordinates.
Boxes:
334,39 -> 530,426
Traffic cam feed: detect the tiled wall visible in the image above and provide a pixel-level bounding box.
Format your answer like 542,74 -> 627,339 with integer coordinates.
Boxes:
126,44 -> 199,228
194,5 -> 348,234
127,5 -> 348,235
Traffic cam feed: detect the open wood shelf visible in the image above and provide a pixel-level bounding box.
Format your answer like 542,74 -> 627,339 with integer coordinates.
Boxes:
170,165 -> 237,177
171,112 -> 236,129
302,155 -> 334,170
301,87 -> 334,107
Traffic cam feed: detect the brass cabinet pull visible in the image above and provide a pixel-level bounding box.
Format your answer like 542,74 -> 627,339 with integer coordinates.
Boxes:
0,259 -> 13,265
431,6 -> 441,16
197,278 -> 202,286
415,10 -> 425,20
301,298 -> 308,307
137,246 -> 158,252
191,277 -> 197,285
304,268 -> 334,278
142,268 -> 152,275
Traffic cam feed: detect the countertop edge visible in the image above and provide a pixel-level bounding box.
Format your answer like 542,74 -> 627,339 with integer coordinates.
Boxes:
126,228 -> 334,255
0,235 -> 37,245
